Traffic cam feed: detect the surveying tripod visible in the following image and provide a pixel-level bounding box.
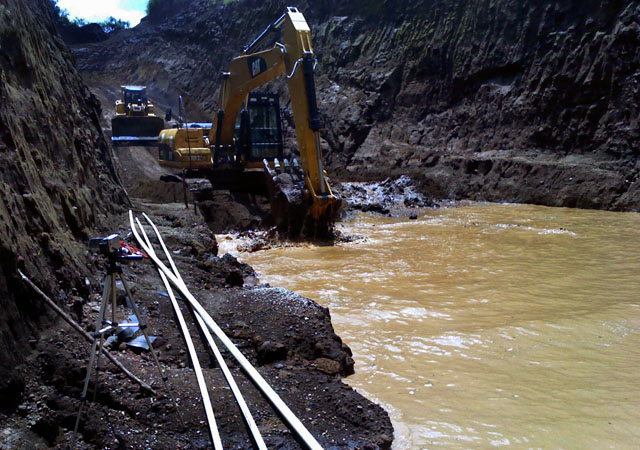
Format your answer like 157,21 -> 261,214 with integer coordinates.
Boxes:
71,234 -> 175,447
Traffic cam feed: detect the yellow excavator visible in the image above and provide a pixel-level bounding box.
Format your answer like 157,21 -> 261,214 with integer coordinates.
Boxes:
158,7 -> 340,237
111,86 -> 165,146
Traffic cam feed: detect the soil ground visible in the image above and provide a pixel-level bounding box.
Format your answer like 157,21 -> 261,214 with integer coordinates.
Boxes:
0,145 -> 393,449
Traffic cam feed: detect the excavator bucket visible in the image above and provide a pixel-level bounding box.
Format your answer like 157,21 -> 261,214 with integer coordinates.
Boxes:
264,158 -> 341,239
111,115 -> 165,146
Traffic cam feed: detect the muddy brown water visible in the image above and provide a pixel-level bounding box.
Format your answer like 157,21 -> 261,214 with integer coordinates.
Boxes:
220,203 -> 640,449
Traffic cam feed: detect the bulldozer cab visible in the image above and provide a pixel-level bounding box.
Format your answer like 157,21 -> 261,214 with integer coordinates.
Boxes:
235,92 -> 283,163
123,86 -> 148,106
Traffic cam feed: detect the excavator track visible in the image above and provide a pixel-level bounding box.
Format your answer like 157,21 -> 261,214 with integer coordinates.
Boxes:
264,158 -> 341,239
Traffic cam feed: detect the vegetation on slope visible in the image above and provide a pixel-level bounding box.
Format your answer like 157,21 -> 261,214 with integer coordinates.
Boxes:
49,0 -> 130,33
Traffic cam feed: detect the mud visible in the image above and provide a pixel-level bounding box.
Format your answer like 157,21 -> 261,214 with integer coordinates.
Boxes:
337,175 -> 435,218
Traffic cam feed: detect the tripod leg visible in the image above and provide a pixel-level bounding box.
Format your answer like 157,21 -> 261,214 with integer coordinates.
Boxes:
118,273 -> 184,426
71,275 -> 112,447
93,273 -> 118,403
111,271 -> 117,325
93,272 -> 119,402
91,333 -> 106,403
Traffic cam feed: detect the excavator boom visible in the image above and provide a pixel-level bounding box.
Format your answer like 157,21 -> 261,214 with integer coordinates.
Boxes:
214,7 -> 340,236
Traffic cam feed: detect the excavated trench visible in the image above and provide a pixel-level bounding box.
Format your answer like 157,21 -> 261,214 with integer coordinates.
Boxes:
5,0 -> 640,447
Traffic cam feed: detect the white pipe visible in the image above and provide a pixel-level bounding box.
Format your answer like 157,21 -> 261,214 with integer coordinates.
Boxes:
129,211 -> 323,450
141,213 -> 267,450
135,219 -> 223,450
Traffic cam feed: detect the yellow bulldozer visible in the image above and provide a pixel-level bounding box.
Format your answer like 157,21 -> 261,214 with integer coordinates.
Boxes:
157,7 -> 340,237
111,86 -> 165,146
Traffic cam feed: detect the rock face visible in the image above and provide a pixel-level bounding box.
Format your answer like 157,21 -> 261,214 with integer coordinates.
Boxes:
0,0 -> 125,405
76,0 -> 640,210
314,0 -> 640,210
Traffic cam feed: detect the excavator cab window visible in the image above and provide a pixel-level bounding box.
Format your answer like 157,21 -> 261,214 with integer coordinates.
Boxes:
235,92 -> 283,162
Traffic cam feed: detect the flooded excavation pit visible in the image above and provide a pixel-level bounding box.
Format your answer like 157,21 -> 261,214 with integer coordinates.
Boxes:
220,203 -> 640,448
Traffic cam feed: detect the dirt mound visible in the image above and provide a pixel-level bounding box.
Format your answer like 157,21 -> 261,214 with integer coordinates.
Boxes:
338,175 -> 435,217
111,145 -> 187,203
196,190 -> 271,233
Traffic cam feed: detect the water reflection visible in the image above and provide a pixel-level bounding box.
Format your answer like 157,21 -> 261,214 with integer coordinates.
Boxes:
221,203 -> 640,448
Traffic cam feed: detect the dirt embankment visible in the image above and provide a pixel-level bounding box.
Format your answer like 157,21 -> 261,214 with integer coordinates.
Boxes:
0,0 -> 126,407
315,0 -> 640,211
74,0 -> 640,211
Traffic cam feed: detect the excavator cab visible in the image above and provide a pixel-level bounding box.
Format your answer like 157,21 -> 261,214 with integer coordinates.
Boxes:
235,92 -> 284,165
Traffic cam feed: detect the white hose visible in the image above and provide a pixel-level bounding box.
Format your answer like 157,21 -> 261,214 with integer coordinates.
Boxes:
129,210 -> 322,450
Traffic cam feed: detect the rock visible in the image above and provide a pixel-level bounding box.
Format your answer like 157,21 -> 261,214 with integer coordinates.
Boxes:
193,438 -> 210,450
188,240 -> 206,256
30,410 -> 59,445
225,270 -> 244,287
57,23 -> 108,45
314,358 -> 341,375
257,341 -> 288,365
17,404 -> 29,417
0,373 -> 25,413
338,176 -> 432,216
70,296 -> 85,322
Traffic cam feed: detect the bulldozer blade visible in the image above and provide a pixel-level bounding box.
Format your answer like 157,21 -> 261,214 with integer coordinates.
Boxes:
111,115 -> 165,146
111,136 -> 160,146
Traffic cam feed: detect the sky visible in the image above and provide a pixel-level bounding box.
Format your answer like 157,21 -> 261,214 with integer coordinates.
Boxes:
57,0 -> 147,26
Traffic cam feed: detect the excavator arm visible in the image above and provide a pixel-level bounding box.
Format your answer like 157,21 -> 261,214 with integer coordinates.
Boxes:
213,46 -> 286,146
212,7 -> 340,235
